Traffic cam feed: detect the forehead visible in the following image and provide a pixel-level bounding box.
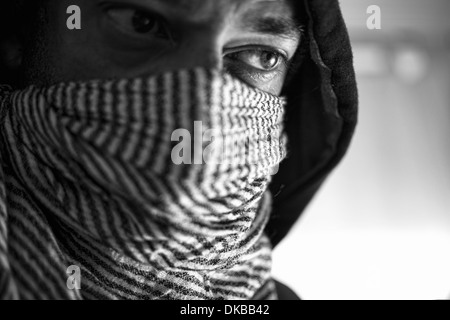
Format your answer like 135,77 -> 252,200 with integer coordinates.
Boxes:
161,0 -> 292,11
139,0 -> 296,21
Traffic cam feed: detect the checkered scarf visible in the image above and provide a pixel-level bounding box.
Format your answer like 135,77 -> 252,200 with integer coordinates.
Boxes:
0,68 -> 286,300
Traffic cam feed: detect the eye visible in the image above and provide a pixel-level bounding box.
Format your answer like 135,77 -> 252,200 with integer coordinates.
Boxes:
226,49 -> 286,72
105,6 -> 169,39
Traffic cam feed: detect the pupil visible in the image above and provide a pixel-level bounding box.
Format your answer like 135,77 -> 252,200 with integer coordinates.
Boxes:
132,12 -> 156,33
261,52 -> 279,69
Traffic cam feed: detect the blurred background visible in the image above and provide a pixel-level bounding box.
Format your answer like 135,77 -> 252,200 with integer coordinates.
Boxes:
273,0 -> 450,300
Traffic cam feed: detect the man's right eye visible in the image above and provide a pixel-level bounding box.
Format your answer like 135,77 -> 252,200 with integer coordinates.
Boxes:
104,6 -> 170,40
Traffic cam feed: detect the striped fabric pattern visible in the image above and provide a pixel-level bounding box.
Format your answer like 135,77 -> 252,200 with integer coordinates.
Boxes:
0,69 -> 286,300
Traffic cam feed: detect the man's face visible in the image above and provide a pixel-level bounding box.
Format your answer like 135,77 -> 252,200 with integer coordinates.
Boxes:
21,0 -> 301,95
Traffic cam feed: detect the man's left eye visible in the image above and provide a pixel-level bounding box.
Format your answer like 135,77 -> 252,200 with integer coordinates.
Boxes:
226,50 -> 286,72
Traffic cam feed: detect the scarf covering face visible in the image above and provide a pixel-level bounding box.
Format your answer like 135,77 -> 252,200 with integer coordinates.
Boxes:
0,68 -> 287,300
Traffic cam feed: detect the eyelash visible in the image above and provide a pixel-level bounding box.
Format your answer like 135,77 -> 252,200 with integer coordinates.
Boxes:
224,47 -> 288,72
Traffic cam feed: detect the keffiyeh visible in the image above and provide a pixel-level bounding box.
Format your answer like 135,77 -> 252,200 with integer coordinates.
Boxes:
0,68 -> 286,300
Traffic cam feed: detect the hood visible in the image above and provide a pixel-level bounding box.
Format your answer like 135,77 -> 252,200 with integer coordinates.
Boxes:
266,0 -> 359,247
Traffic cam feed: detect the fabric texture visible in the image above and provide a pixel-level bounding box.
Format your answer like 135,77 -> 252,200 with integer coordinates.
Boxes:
0,69 -> 286,299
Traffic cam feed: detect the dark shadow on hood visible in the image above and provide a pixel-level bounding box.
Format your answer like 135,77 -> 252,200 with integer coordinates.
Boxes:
267,0 -> 359,247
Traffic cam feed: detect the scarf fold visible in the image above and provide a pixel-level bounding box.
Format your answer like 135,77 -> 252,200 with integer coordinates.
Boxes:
0,68 -> 286,300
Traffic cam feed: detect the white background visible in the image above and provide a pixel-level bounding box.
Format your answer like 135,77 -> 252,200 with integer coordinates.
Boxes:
272,0 -> 450,300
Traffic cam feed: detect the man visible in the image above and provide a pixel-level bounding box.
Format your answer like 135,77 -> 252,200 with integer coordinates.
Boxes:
0,0 -> 358,299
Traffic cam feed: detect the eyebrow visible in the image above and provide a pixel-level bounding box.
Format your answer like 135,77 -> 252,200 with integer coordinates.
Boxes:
124,0 -> 304,39
241,16 -> 304,40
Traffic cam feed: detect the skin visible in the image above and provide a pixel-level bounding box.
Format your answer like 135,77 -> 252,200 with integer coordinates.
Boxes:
4,0 -> 301,95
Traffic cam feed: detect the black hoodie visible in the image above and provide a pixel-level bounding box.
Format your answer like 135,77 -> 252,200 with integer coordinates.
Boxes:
267,0 -> 358,248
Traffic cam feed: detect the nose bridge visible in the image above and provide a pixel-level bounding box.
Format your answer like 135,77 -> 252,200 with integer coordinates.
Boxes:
165,0 -> 238,72
177,31 -> 224,71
